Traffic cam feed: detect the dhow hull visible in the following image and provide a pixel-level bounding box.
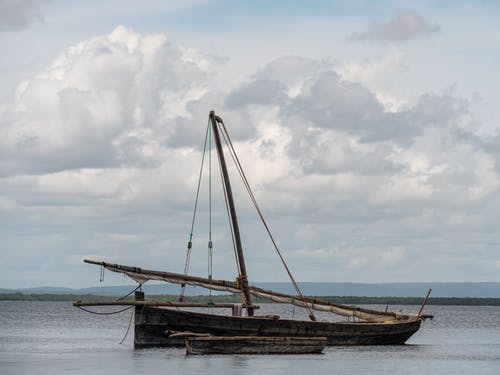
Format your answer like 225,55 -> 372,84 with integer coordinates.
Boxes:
134,306 -> 421,348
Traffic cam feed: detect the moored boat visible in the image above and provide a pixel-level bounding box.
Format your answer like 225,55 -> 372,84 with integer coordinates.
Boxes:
74,111 -> 432,349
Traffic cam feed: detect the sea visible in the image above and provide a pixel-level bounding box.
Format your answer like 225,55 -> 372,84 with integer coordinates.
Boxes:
1,301 -> 499,374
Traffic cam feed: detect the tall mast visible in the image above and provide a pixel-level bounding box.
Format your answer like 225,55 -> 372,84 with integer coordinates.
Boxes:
209,111 -> 254,316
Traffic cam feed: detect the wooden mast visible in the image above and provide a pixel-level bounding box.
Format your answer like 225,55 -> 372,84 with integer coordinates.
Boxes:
209,111 -> 254,316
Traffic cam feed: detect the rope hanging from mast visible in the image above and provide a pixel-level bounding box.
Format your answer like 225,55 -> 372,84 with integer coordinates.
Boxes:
217,117 -> 317,321
179,118 -> 211,301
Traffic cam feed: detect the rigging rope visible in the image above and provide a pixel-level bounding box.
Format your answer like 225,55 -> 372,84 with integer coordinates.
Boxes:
217,118 -> 317,321
75,305 -> 133,315
119,308 -> 134,345
116,284 -> 142,301
180,118 -> 211,301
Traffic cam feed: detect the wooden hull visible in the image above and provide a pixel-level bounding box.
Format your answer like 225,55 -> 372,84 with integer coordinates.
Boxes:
185,336 -> 327,355
134,306 -> 421,348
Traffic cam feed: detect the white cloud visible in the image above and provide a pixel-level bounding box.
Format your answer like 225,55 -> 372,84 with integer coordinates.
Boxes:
338,48 -> 409,112
215,56 -> 500,281
0,26 -> 221,177
349,11 -> 439,44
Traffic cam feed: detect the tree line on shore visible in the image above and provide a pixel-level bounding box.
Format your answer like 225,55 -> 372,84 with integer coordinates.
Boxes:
2,292 -> 500,305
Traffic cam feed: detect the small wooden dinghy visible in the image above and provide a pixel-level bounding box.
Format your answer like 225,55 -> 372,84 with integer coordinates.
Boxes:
184,335 -> 327,355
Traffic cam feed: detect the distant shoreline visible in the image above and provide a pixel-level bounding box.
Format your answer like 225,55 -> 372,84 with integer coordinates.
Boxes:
2,293 -> 500,306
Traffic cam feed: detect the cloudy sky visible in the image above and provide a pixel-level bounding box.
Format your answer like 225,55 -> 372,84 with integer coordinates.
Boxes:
1,0 -> 500,289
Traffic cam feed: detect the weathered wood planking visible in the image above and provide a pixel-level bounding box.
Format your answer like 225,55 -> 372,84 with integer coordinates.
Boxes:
185,336 -> 327,355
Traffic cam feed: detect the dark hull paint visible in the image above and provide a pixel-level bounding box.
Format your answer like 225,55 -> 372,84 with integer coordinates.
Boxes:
134,306 -> 421,348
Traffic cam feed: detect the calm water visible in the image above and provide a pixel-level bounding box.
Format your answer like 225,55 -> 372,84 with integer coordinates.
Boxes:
1,301 -> 499,374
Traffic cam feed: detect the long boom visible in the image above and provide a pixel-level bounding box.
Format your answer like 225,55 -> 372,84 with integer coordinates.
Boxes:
83,259 -> 423,322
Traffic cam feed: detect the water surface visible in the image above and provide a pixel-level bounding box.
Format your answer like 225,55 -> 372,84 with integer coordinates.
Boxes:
1,302 -> 499,374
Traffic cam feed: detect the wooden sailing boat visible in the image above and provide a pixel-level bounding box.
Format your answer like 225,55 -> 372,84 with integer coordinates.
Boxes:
75,111 -> 431,348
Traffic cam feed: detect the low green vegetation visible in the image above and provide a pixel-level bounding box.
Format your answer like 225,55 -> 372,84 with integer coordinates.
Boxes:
1,292 -> 500,305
